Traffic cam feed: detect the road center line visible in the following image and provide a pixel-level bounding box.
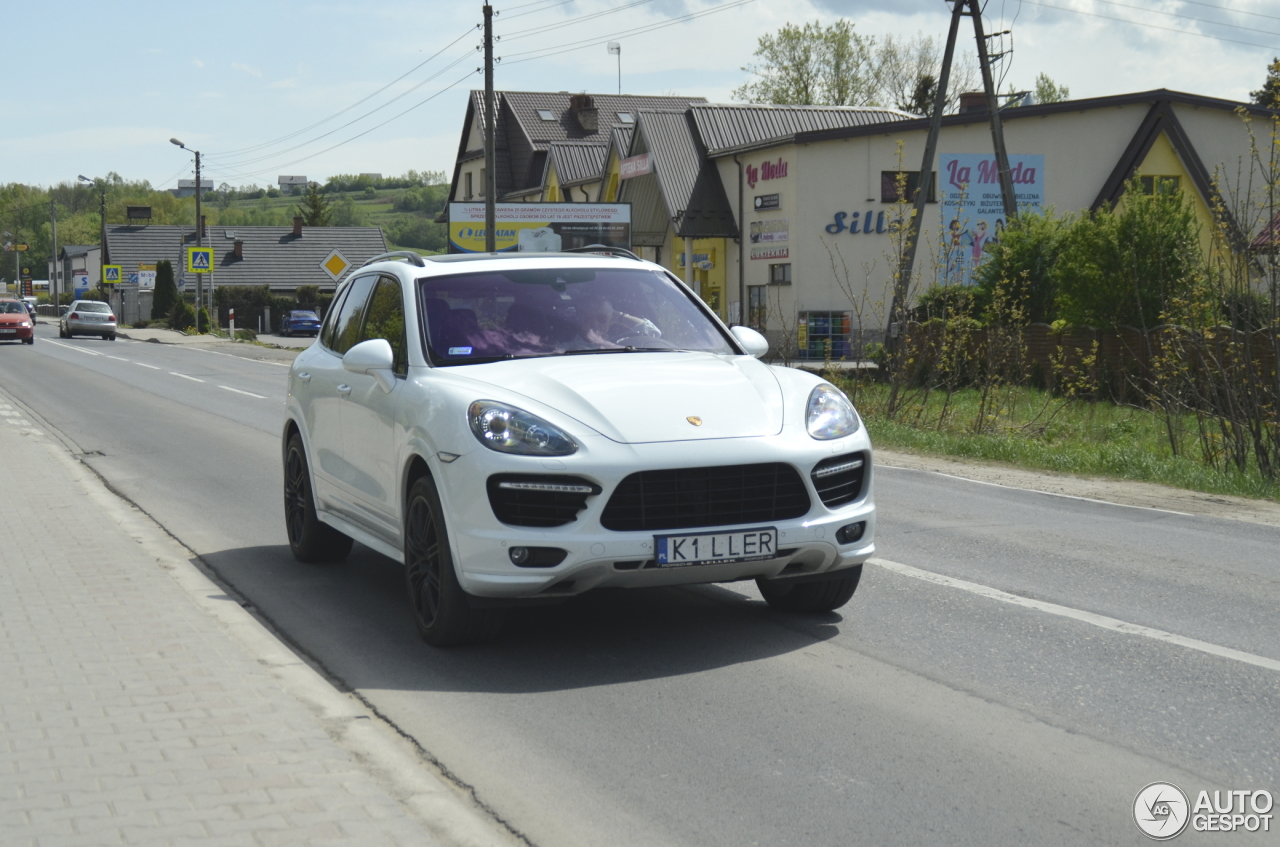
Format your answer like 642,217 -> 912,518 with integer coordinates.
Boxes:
135,362 -> 162,370
104,356 -> 128,361
219,385 -> 267,399
170,372 -> 204,383
870,557 -> 1280,673
45,339 -> 102,356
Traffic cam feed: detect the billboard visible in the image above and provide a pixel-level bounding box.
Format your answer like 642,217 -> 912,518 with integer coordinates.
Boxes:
448,203 -> 631,254
938,153 -> 1044,286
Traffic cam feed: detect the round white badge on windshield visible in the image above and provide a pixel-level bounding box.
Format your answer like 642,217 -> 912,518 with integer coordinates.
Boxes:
1134,782 -> 1190,840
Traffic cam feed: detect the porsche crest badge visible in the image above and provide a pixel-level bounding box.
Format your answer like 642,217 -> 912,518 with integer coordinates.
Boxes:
686,416 -> 703,426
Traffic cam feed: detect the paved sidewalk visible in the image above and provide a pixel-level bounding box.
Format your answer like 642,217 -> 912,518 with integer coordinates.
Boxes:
0,390 -> 509,846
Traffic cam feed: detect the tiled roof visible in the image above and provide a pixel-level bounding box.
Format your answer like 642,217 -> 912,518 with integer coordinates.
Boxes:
629,110 -> 737,239
547,142 -> 608,185
492,91 -> 707,146
689,104 -> 915,156
105,225 -> 388,291
59,245 -> 98,259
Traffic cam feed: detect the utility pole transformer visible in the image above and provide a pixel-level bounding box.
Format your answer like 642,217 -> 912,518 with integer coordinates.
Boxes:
483,4 -> 497,253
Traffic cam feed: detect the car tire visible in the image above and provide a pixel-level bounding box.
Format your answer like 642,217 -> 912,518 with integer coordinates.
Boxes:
283,434 -> 353,563
24,336 -> 34,345
756,565 -> 862,613
404,475 -> 503,647
60,326 -> 70,338
107,333 -> 115,341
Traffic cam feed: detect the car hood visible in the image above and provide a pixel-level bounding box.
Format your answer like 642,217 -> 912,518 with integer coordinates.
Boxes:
452,352 -> 785,443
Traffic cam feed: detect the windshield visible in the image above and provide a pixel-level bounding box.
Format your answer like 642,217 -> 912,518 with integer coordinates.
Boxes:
1,301 -> 26,314
417,266 -> 736,365
290,311 -> 319,320
76,302 -> 111,313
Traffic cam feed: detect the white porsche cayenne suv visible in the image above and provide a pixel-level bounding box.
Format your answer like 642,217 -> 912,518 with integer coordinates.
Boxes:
283,249 -> 876,646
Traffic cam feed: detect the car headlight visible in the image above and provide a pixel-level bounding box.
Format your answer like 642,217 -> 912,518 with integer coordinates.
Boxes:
468,400 -> 578,456
806,385 -> 861,440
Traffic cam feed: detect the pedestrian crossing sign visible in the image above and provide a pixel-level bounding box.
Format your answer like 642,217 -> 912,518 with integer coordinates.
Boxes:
103,265 -> 122,284
187,247 -> 213,273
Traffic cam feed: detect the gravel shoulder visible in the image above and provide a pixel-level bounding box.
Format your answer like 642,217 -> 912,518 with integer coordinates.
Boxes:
876,448 -> 1280,527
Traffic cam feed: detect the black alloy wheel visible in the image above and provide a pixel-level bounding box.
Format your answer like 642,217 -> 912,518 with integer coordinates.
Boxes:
756,565 -> 863,613
404,476 -> 503,647
283,433 -> 353,563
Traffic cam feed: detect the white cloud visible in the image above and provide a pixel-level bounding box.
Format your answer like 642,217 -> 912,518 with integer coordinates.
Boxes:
232,63 -> 263,78
192,57 -> 205,68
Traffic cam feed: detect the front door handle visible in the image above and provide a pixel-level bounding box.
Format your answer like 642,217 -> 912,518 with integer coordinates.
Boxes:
337,384 -> 352,396
296,372 -> 311,382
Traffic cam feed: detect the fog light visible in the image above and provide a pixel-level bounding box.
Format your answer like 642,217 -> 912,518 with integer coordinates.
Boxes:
835,521 -> 865,545
507,547 -> 568,568
509,546 -> 530,565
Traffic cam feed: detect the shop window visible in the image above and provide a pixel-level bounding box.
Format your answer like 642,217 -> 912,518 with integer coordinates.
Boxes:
881,171 -> 937,203
465,172 -> 473,200
748,286 -> 767,331
769,263 -> 791,286
480,168 -> 487,197
1140,175 -> 1180,195
797,311 -> 851,361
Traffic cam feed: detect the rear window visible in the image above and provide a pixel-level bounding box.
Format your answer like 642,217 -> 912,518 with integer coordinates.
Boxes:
77,302 -> 111,313
416,266 -> 734,365
290,311 -> 320,320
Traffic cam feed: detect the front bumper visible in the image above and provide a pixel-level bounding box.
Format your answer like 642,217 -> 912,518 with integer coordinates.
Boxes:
436,432 -> 876,599
0,325 -> 33,341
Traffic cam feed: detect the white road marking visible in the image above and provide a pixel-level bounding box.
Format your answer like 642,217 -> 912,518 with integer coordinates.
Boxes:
104,355 -> 128,361
170,372 -> 204,383
219,386 -> 267,399
187,346 -> 292,367
872,557 -> 1280,673
45,339 -> 101,356
876,464 -> 1195,516
135,362 -> 162,370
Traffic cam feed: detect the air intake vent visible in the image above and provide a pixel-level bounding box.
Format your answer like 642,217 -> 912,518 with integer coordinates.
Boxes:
810,452 -> 867,508
601,463 -> 810,532
487,474 -> 600,527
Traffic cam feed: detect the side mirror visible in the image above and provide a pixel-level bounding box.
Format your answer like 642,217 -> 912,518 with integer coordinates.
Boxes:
729,325 -> 769,359
343,338 -> 397,393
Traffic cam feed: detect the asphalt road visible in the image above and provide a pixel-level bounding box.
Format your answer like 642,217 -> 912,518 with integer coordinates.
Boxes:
3,322 -> 1277,846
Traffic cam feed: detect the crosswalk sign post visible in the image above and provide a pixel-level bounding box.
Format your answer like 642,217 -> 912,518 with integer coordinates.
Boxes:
187,247 -> 213,273
103,265 -> 122,285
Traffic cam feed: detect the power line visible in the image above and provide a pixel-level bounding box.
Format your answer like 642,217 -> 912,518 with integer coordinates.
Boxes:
499,0 -> 578,22
1084,0 -> 1280,39
500,0 -> 660,43
503,0 -> 758,64
1019,0 -> 1279,50
1177,0 -> 1280,24
213,25 -> 477,159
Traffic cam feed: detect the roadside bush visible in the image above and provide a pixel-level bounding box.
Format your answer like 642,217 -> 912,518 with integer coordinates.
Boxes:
197,307 -> 211,333
171,300 -> 195,332
973,210 -> 1067,324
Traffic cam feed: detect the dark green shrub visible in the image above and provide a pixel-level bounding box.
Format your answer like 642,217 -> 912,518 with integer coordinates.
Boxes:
171,300 -> 195,332
152,259 -> 179,320
973,210 -> 1067,324
197,307 -> 211,333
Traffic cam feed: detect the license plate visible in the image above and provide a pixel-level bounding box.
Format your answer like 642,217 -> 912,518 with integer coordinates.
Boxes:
0,329 -> 14,334
654,526 -> 778,567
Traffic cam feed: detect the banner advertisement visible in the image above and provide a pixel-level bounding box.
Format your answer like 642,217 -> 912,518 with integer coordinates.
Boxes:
72,270 -> 90,298
448,203 -> 631,253
138,263 -> 157,290
749,219 -> 789,244
938,153 -> 1045,285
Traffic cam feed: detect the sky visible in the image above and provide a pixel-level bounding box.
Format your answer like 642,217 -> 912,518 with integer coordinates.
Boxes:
2,0 -> 1276,190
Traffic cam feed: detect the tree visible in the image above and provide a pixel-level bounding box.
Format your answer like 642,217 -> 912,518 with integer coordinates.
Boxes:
873,31 -> 978,114
295,182 -> 332,226
732,20 -> 875,106
331,195 -> 366,227
1251,58 -> 1280,109
1033,73 -> 1070,105
152,259 -> 179,320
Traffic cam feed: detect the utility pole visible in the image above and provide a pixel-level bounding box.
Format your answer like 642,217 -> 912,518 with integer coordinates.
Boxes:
971,2 -> 1018,219
483,3 -> 497,253
890,0 -> 965,353
50,200 -> 58,308
608,42 -> 621,95
194,149 -> 203,332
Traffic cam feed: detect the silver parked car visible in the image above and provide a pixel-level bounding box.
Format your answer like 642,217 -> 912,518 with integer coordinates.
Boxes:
60,300 -> 117,340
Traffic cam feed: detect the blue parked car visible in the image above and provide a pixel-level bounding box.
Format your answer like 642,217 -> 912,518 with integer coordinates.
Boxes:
281,310 -> 321,337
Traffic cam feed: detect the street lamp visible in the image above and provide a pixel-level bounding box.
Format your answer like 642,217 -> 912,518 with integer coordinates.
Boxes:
78,176 -> 107,301
170,137 -> 204,332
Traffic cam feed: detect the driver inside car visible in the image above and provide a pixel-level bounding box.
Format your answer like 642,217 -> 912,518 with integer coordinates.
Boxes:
570,294 -> 661,348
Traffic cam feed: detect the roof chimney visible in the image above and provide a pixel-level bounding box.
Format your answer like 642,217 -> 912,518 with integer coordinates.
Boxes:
958,92 -> 988,115
233,239 -> 244,259
569,93 -> 598,133
293,216 -> 304,237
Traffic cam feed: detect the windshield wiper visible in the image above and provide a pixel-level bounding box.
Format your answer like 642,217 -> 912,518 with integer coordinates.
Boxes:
561,346 -> 681,355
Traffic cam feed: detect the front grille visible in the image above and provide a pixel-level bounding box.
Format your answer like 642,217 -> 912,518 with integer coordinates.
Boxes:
486,474 -> 600,527
600,463 -> 810,532
811,452 -> 867,508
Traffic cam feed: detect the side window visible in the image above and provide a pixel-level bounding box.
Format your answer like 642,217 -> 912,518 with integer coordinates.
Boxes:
320,285 -> 351,349
359,276 -> 408,375
330,275 -> 377,356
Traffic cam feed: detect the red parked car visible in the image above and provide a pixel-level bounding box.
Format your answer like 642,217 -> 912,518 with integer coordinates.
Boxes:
0,299 -> 35,344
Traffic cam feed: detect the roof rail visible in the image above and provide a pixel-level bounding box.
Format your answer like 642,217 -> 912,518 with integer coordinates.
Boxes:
361,250 -> 426,268
564,244 -> 643,261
